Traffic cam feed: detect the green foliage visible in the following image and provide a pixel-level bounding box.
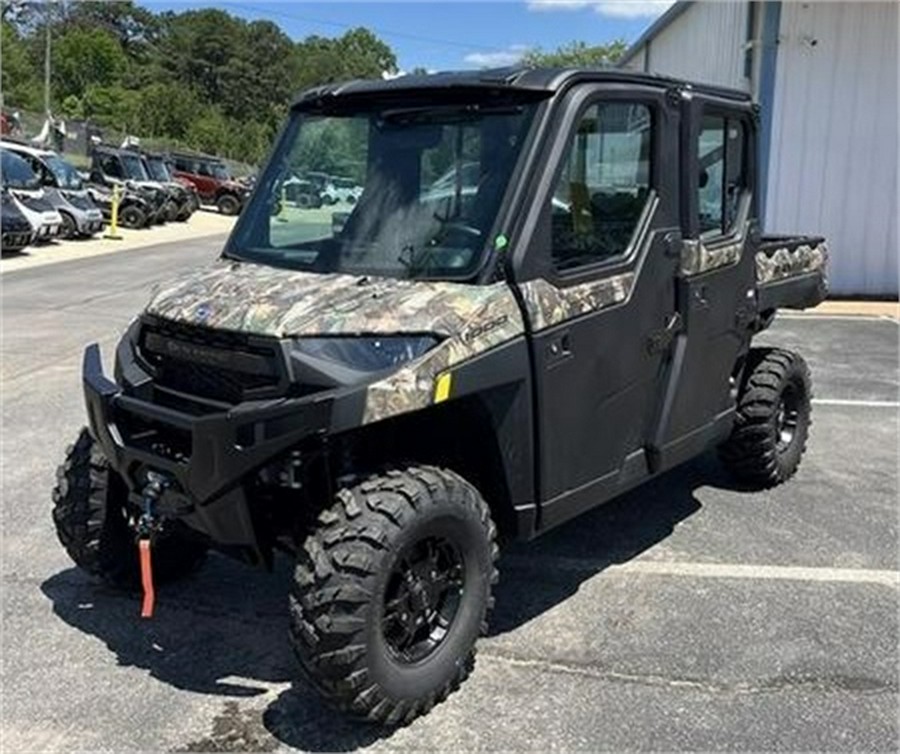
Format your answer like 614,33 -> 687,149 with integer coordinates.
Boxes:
2,4 -> 401,165
52,27 -> 128,100
521,39 -> 628,68
1,20 -> 42,109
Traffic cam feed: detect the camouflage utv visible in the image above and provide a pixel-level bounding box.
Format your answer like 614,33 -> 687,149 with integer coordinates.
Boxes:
53,68 -> 827,724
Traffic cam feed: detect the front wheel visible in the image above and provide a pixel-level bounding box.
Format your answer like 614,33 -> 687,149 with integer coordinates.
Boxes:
290,466 -> 498,725
118,204 -> 145,229
52,429 -> 206,589
719,348 -> 812,488
59,211 -> 78,239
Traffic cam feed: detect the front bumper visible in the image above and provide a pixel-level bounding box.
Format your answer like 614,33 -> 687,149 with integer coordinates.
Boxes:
83,343 -> 333,546
1,230 -> 33,251
74,210 -> 105,235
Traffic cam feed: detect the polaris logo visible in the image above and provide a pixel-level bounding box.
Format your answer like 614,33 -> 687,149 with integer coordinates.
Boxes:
145,333 -> 232,368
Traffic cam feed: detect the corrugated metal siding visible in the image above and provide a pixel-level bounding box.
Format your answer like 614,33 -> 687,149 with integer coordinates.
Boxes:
644,1 -> 750,91
766,2 -> 898,296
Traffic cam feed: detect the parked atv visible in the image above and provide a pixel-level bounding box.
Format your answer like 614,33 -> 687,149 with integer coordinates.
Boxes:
86,182 -> 154,229
1,189 -> 35,252
168,151 -> 248,215
0,149 -> 64,241
1,140 -> 105,239
140,150 -> 196,222
54,68 -> 828,726
90,146 -> 169,224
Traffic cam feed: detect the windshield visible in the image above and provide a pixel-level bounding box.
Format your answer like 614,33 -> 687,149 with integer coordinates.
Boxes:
144,156 -> 170,182
1,150 -> 41,190
44,153 -> 84,189
229,99 -> 539,281
121,153 -> 149,181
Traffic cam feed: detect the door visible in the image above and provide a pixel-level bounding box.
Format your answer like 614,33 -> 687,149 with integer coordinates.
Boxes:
514,88 -> 682,528
653,96 -> 758,464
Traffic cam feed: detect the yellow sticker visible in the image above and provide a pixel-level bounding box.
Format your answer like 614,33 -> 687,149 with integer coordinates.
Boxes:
434,372 -> 452,403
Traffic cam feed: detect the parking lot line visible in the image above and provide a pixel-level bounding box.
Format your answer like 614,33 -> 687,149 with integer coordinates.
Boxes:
812,398 -> 899,408
777,314 -> 896,322
506,556 -> 900,587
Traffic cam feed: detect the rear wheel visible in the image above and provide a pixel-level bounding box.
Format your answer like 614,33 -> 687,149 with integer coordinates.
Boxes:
216,193 -> 240,216
52,429 -> 206,589
719,348 -> 812,488
290,466 -> 498,725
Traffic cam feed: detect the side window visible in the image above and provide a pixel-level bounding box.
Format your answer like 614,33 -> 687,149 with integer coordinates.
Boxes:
698,115 -> 747,237
101,155 -> 123,179
550,102 -> 652,271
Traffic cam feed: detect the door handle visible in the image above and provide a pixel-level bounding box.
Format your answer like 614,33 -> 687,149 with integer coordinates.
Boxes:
546,332 -> 572,366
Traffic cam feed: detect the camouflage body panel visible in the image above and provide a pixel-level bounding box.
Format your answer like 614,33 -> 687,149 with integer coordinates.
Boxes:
144,260 -> 526,425
680,237 -> 744,276
518,273 -> 635,331
756,241 -> 828,284
362,288 -> 524,423
146,260 -> 523,339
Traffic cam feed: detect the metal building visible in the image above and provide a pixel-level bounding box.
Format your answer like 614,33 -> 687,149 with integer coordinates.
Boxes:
620,1 -> 898,297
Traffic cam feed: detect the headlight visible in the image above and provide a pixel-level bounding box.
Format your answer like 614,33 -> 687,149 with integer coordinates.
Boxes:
290,336 -> 439,388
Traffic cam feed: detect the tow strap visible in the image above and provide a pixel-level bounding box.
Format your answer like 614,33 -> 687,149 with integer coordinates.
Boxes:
139,538 -> 155,618
136,471 -> 167,619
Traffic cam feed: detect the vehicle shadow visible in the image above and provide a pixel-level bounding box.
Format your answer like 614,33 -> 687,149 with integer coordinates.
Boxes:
488,452 -> 722,635
40,451 -> 730,751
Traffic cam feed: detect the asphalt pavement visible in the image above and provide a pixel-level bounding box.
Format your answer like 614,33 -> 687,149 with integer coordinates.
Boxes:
1,236 -> 897,752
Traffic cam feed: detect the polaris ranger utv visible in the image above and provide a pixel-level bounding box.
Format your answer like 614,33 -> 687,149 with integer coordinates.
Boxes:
53,68 -> 827,725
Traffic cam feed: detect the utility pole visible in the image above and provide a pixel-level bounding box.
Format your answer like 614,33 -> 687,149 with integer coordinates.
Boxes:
44,0 -> 51,116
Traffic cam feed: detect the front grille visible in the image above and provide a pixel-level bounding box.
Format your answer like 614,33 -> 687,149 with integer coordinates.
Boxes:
2,231 -> 32,248
138,319 -> 284,404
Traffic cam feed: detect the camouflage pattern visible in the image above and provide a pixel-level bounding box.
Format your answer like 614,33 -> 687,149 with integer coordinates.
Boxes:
756,242 -> 828,284
519,273 -> 635,332
680,238 -> 744,276
362,289 -> 523,423
147,260 -> 523,339
144,259 -> 526,425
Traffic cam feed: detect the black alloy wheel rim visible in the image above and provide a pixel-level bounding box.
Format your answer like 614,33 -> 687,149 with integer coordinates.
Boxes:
382,536 -> 465,664
775,385 -> 801,453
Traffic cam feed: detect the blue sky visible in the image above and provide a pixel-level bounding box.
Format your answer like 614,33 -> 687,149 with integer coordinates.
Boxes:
145,1 -> 675,72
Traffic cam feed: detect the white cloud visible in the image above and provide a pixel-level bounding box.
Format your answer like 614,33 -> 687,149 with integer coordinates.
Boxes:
594,1 -> 676,19
464,45 -> 529,68
527,0 -> 676,19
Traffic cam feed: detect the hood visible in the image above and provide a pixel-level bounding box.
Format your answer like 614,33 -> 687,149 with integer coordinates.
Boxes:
146,260 -> 523,339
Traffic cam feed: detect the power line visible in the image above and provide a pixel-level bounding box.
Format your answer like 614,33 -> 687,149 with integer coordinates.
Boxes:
228,2 -> 498,53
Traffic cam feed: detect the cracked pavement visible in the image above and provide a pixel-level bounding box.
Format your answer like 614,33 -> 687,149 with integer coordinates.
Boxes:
2,236 -> 898,751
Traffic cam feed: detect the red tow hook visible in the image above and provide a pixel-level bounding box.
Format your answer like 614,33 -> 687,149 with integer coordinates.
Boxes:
136,472 -> 167,619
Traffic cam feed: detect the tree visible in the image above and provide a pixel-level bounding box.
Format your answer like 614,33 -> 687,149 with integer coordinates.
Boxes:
521,39 -> 628,68
81,84 -> 140,132
0,5 -> 400,165
53,27 -> 127,100
67,1 -> 161,54
1,20 -> 42,109
136,83 -> 200,140
294,28 -> 398,90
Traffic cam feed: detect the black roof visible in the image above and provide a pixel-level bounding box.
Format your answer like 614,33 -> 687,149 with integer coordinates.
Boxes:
294,66 -> 751,108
